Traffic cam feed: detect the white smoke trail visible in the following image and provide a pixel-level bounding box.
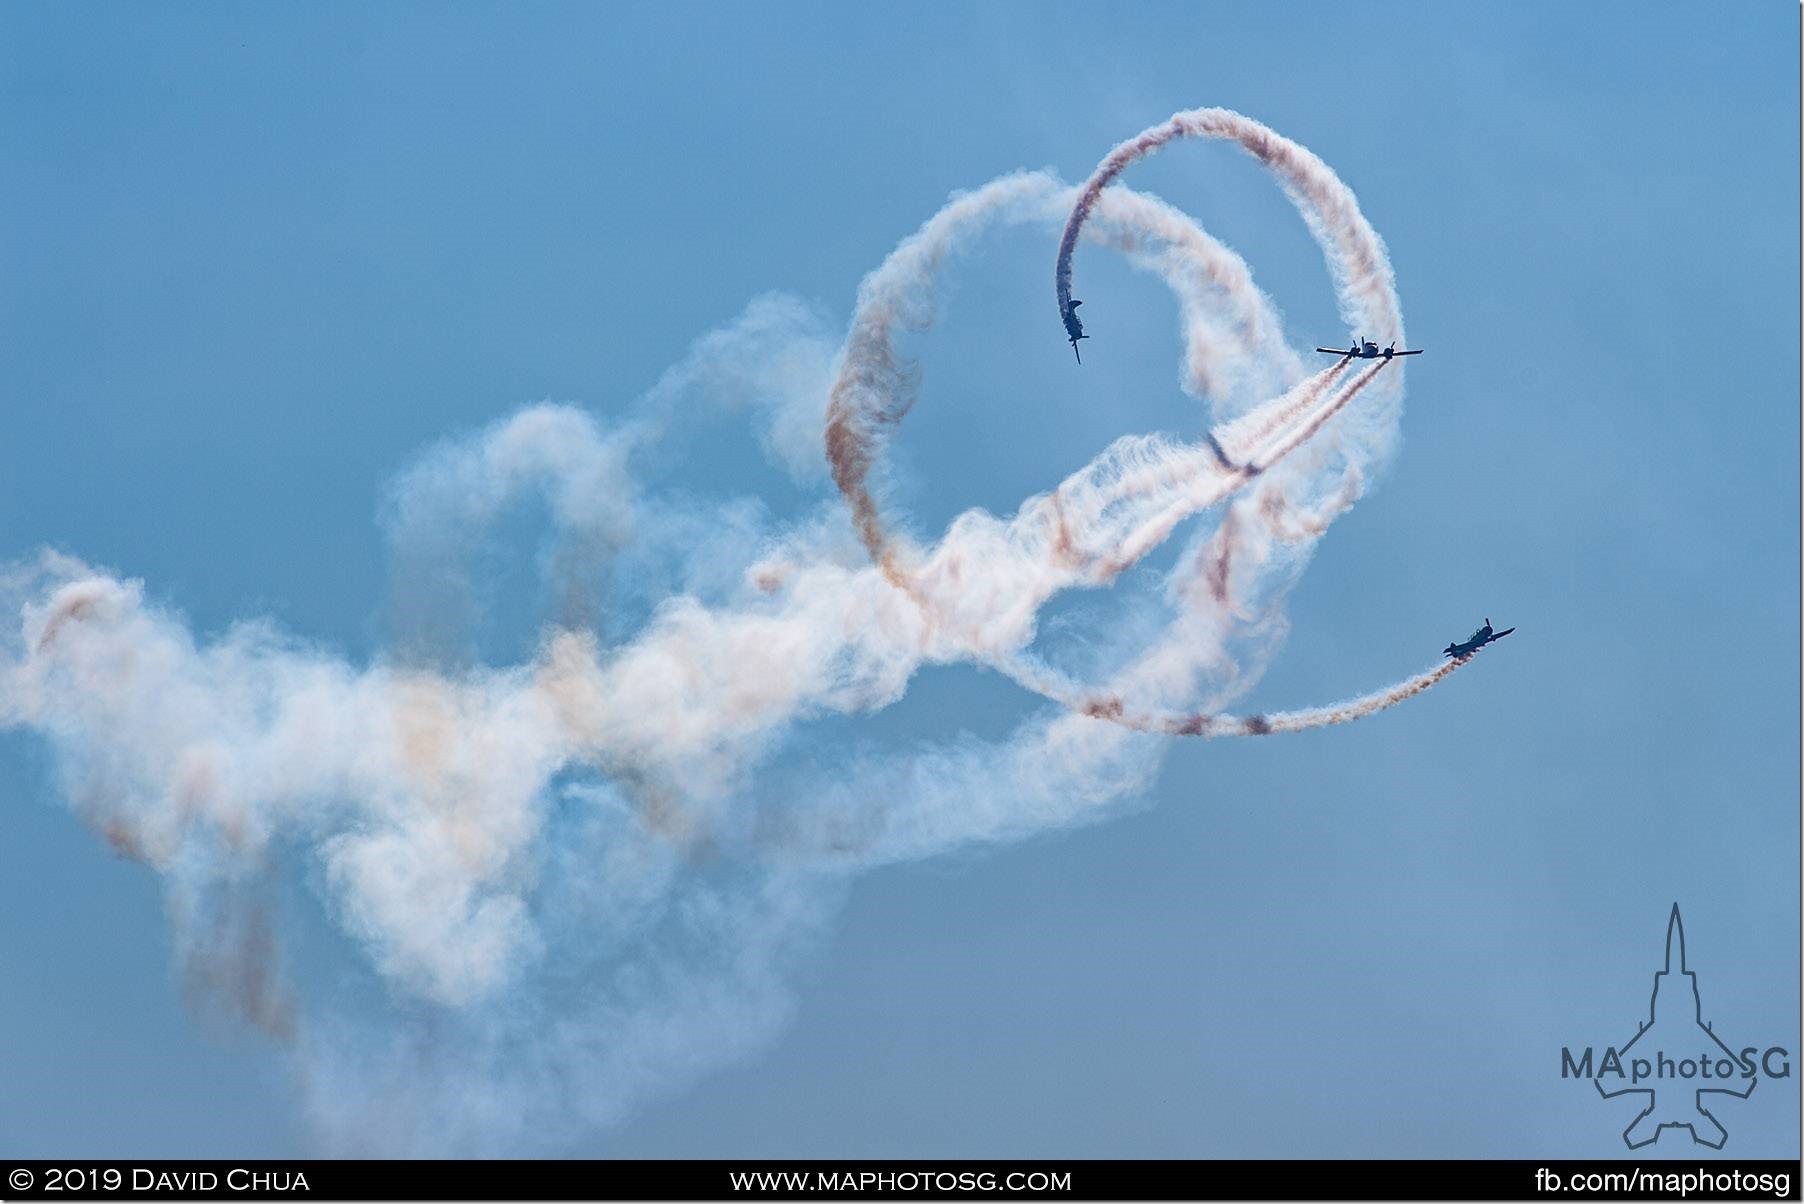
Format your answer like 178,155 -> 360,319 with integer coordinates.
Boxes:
1010,648 -> 1473,738
825,171 -> 1303,586
828,106 -> 1429,737
0,109 -> 1471,1154
1056,106 -> 1402,351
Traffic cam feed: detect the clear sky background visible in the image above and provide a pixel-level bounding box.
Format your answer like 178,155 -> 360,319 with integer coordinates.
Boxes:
1,1 -> 1797,1158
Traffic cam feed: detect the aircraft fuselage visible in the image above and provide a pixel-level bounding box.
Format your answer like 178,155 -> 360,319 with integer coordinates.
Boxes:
1443,623 -> 1515,659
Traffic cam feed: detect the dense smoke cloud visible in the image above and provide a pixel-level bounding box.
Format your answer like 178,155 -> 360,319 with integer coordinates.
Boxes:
0,109 -> 1460,1153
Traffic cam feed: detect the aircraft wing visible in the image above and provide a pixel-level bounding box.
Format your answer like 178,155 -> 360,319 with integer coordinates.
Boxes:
1315,348 -> 1352,355
1391,349 -> 1425,356
1492,627 -> 1515,639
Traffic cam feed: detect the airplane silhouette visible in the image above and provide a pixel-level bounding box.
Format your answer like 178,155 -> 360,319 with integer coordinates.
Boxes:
1443,617 -> 1514,659
1062,299 -> 1089,363
1595,905 -> 1756,1149
1315,336 -> 1423,363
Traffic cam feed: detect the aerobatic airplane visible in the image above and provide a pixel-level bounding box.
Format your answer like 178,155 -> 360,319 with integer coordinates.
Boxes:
1316,337 -> 1424,362
1443,618 -> 1515,659
1062,299 -> 1089,363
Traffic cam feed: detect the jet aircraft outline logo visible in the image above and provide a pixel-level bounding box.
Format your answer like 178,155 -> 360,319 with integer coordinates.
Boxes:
1558,903 -> 1800,1151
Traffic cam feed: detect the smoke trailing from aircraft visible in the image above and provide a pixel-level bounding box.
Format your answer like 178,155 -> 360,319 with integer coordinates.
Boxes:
1056,106 -> 1402,356
830,106 -> 1429,739
0,108 -> 1461,1154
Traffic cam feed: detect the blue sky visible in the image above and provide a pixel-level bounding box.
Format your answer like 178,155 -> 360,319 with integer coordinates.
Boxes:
1,1 -> 1797,1158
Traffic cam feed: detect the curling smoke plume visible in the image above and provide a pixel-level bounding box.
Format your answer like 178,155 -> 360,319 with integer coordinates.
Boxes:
1,108 -> 1467,1154
827,107 -> 1440,734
